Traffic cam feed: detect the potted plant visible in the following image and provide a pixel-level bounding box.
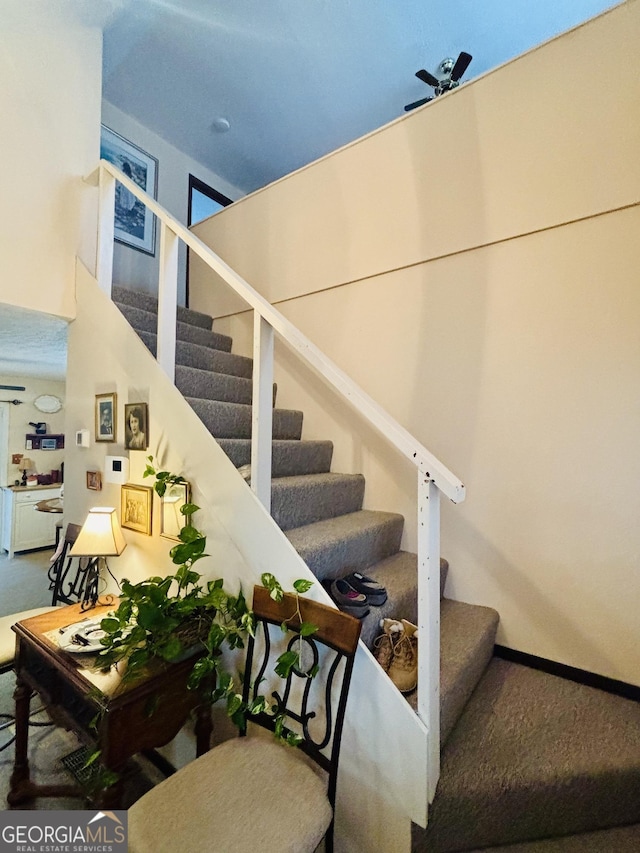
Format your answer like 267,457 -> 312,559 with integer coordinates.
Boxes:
96,458 -> 317,728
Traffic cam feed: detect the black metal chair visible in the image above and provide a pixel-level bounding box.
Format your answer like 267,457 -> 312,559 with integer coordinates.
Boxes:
128,584 -> 362,853
47,522 -> 99,607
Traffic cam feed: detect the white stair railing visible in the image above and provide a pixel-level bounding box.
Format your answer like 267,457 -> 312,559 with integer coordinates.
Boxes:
91,159 -> 465,803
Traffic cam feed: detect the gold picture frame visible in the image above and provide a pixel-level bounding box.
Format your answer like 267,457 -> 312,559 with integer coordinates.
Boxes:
86,471 -> 102,491
160,482 -> 190,541
95,392 -> 117,442
121,483 -> 153,535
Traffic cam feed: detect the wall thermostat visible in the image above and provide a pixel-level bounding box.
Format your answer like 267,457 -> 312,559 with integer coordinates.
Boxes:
104,455 -> 130,485
75,429 -> 90,448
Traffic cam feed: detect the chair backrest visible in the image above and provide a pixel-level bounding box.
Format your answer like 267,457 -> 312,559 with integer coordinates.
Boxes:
47,523 -> 97,607
243,585 -> 361,813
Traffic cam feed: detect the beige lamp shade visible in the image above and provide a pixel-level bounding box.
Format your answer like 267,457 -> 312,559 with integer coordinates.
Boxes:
18,458 -> 34,471
70,507 -> 127,557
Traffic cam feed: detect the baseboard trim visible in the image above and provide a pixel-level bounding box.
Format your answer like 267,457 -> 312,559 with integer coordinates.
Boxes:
494,645 -> 640,702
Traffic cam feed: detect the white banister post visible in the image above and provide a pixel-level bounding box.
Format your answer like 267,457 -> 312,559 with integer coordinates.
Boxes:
417,471 -> 441,804
157,222 -> 179,382
96,167 -> 116,297
251,313 -> 274,511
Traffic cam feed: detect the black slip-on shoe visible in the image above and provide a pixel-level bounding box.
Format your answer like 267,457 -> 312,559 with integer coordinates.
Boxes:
343,571 -> 387,606
326,578 -> 370,618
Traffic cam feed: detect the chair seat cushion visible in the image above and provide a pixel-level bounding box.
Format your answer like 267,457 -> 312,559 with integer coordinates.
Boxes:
128,735 -> 332,853
0,608 -> 59,667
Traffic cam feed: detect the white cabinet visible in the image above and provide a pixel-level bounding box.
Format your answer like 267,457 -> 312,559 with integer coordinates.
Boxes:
1,487 -> 62,559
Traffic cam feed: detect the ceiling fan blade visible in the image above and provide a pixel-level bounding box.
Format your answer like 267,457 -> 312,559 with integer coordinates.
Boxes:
415,68 -> 439,88
404,96 -> 433,112
450,51 -> 472,82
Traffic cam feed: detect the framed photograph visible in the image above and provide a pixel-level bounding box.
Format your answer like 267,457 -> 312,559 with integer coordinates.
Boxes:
160,482 -> 190,541
121,484 -> 153,535
86,471 -> 102,491
95,393 -> 117,442
124,402 -> 149,451
100,125 -> 158,256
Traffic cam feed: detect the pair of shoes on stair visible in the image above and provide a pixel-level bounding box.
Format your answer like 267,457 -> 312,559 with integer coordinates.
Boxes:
373,618 -> 418,694
326,571 -> 387,618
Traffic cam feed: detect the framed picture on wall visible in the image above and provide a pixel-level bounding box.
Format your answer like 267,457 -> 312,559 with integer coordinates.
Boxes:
95,393 -> 117,442
121,483 -> 153,535
86,471 -> 102,491
99,125 -> 158,256
124,402 -> 149,451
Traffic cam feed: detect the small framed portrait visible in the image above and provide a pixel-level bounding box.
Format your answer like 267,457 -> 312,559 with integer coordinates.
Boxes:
160,481 -> 190,541
96,393 -> 117,442
86,471 -> 102,491
100,125 -> 158,256
124,402 -> 149,451
121,483 -> 153,535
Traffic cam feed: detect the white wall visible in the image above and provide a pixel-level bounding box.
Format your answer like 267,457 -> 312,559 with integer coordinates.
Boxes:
190,1 -> 640,685
0,3 -> 103,321
101,101 -> 243,304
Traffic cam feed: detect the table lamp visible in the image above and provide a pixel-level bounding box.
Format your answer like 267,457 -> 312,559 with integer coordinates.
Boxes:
69,507 -> 127,609
18,458 -> 33,486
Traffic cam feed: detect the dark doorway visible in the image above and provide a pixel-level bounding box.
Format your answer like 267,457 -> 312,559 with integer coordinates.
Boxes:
186,175 -> 233,305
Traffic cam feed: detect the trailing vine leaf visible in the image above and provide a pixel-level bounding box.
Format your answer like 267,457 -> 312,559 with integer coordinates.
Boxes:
261,573 -> 283,601
274,649 -> 299,679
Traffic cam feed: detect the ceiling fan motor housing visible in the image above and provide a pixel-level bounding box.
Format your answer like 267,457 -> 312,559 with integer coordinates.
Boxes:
438,57 -> 455,76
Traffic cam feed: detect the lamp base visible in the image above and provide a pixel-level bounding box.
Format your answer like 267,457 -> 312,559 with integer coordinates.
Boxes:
80,557 -> 102,611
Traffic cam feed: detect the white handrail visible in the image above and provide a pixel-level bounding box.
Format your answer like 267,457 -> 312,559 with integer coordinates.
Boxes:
92,158 -> 466,815
92,160 -> 466,504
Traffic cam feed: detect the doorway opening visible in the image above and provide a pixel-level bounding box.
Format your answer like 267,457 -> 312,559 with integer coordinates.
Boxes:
186,176 -> 233,306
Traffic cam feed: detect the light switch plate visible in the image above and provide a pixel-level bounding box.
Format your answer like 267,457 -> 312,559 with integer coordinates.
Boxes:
104,455 -> 130,485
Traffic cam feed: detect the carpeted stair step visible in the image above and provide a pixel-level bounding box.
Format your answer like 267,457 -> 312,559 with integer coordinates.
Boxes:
469,823 -> 640,853
112,284 -> 213,329
412,658 -> 640,852
176,365 -> 253,405
218,438 -> 334,476
409,599 -> 500,746
271,473 -> 365,531
355,552 -> 448,648
286,509 -> 404,582
187,397 -> 303,440
352,550 -> 498,746
115,302 -> 232,352
138,331 -> 253,378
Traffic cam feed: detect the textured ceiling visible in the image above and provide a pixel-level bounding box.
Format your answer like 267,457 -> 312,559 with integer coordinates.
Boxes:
0,305 -> 68,382
104,0 -> 617,195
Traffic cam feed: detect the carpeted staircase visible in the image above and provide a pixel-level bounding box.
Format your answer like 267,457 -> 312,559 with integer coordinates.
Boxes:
112,285 -> 640,852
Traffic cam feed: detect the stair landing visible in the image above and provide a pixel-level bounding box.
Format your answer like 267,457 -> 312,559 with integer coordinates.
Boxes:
412,658 -> 640,852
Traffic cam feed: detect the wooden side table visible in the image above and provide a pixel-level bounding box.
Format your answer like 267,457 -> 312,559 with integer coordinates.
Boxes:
8,602 -> 212,808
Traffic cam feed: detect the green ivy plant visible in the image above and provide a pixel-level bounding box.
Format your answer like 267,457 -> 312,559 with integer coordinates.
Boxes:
96,459 -> 318,738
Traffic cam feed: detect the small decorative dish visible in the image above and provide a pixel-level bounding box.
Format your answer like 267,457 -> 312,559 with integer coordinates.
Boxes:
57,619 -> 107,654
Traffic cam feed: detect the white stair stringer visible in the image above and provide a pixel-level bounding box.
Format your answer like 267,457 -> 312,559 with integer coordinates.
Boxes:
68,263 -> 425,853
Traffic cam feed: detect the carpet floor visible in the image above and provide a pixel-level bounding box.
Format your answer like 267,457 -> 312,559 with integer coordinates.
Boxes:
415,658 -> 640,852
0,548 -> 57,616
